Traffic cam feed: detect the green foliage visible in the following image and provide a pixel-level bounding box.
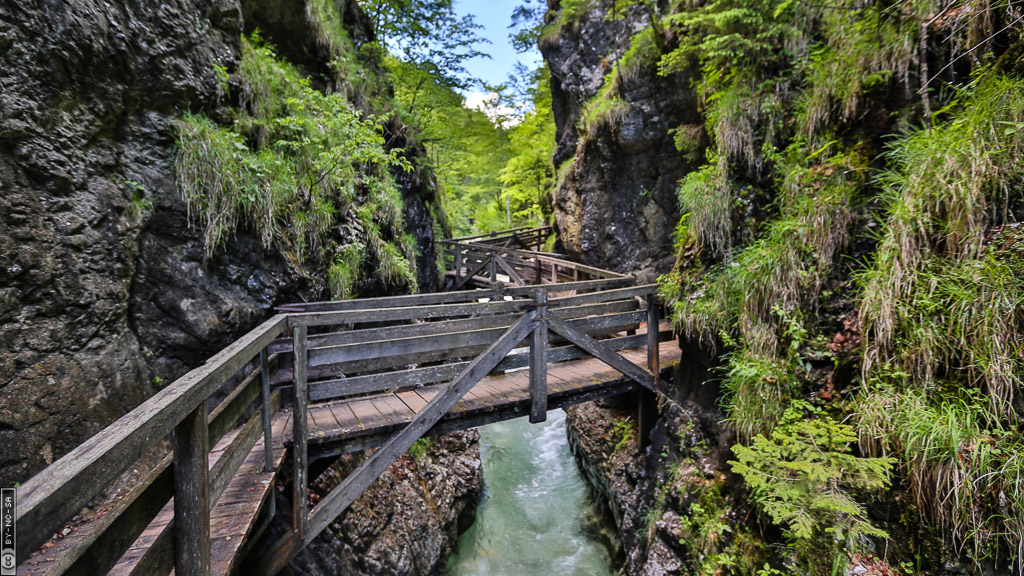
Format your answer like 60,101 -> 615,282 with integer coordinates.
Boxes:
721,351 -> 798,441
611,416 -> 635,453
660,0 -> 799,78
673,471 -> 769,575
360,0 -> 488,91
676,154 -> 732,258
656,0 -> 1024,569
125,179 -> 152,219
407,437 -> 435,464
731,405 -> 893,569
668,145 -> 862,355
388,54 -> 554,236
327,243 -> 365,299
579,24 -> 663,135
176,35 -> 418,294
306,0 -> 354,57
797,5 -> 917,136
498,67 -> 557,226
861,77 -> 1024,407
858,382 -> 1024,564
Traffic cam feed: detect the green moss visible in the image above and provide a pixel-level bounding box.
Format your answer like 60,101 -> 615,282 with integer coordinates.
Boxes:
407,437 -> 435,465
579,24 -> 663,135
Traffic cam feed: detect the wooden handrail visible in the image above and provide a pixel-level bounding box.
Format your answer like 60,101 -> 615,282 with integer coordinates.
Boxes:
275,277 -> 634,315
15,314 -> 288,564
447,225 -> 551,244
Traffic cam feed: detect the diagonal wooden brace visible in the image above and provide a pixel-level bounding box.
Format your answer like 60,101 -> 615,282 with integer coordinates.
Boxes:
453,254 -> 491,290
254,311 -> 538,576
494,253 -> 525,285
545,313 -> 655,391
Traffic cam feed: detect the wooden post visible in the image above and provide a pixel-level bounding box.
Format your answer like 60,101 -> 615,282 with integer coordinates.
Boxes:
637,295 -> 660,451
534,259 -> 542,285
259,348 -> 276,517
489,250 -> 497,283
529,290 -> 548,423
172,403 -> 211,576
454,244 -> 463,281
260,349 -> 273,471
647,295 -> 660,385
292,326 -> 309,540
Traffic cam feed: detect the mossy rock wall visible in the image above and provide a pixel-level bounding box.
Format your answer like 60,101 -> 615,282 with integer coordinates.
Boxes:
0,0 -> 443,488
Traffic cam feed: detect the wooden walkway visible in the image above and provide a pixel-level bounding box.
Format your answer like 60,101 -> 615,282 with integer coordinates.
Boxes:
15,227 -> 678,576
305,330 -> 680,457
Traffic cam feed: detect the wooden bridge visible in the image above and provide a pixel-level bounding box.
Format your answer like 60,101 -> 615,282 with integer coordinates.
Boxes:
14,228 -> 679,576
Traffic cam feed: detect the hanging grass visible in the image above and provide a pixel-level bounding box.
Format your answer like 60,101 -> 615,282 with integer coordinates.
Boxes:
860,75 -> 1024,409
175,34 -> 419,295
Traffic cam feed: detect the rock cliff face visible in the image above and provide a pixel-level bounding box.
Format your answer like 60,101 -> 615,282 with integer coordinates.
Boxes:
0,0 -> 440,485
0,0 -> 475,573
0,0 -> 247,485
566,369 -> 738,576
541,0 -> 700,281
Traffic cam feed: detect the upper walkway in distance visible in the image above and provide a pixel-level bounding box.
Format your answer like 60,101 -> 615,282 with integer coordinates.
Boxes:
15,227 -> 680,576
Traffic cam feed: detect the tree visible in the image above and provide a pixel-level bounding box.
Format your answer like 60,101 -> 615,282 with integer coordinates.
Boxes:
359,0 -> 489,91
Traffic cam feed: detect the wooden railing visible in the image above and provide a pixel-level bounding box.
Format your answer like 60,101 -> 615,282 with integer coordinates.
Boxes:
15,315 -> 289,576
448,225 -> 552,251
252,281 -> 664,576
15,228 -> 666,576
442,238 -> 624,290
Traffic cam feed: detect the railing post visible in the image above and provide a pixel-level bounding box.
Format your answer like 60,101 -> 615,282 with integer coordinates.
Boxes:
172,403 -> 211,576
637,295 -> 659,451
260,349 -> 273,471
529,289 -> 548,423
454,244 -> 463,282
292,326 -> 309,540
259,348 -> 276,518
647,295 -> 660,384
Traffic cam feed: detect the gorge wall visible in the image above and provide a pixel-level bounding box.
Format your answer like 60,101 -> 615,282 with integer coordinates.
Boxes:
543,0 -> 1024,574
541,0 -> 701,281
0,0 -> 476,572
0,0 -> 440,487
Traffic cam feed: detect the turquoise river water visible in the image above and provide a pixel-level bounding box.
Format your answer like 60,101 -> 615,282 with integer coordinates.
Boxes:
445,409 -> 621,575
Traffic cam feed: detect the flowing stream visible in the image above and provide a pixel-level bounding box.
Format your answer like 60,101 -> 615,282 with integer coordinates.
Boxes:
446,409 -> 621,575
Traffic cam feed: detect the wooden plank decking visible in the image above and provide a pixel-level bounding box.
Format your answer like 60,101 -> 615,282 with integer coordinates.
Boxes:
303,334 -> 681,457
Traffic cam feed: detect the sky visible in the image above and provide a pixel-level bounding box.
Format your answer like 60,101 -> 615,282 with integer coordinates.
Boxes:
452,0 -> 544,95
